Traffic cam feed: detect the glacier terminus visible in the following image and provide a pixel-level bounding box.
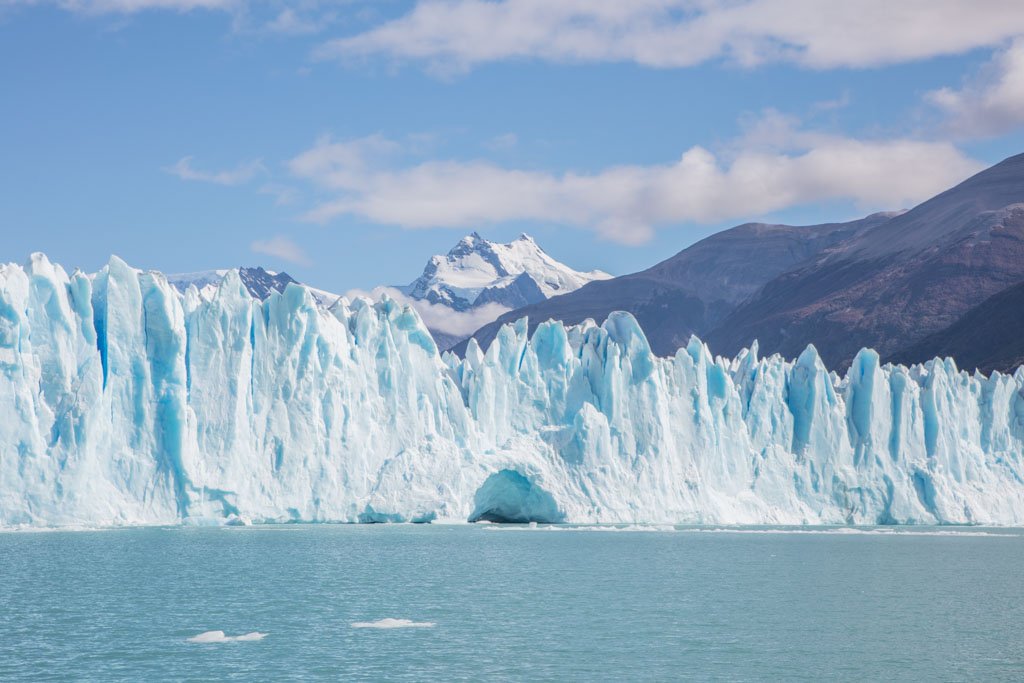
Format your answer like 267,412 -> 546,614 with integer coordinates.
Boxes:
3,253 -> 1024,528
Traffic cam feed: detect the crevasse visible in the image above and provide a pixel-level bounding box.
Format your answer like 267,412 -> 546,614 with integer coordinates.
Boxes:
2,254 -> 1024,527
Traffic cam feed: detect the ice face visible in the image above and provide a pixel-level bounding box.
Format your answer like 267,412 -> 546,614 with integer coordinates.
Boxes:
3,254 -> 1024,527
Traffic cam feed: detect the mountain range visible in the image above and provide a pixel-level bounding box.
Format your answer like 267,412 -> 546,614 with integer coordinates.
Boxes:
399,232 -> 610,311
396,232 -> 611,349
455,212 -> 896,358
161,152 -> 1024,374
708,152 -> 1024,369
458,152 -> 1024,374
165,235 -> 611,353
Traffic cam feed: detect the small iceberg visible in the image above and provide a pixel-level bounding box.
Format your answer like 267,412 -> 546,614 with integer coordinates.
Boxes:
351,618 -> 435,629
186,630 -> 268,643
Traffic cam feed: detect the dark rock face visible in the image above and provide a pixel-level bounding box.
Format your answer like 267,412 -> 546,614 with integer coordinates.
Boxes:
707,154 -> 1024,370
456,213 -> 894,357
167,267 -> 297,300
891,279 -> 1024,374
458,153 -> 1024,373
237,267 -> 298,300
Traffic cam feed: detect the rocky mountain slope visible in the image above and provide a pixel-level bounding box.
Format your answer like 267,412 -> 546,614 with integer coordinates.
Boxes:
891,279 -> 1024,373
708,153 -> 1024,369
457,212 -> 895,356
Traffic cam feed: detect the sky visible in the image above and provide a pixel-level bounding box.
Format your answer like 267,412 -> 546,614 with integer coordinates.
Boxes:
2,0 -> 1024,294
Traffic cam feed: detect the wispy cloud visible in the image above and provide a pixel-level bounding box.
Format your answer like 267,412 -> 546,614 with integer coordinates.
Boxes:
250,235 -> 312,266
165,156 -> 266,186
258,183 -> 300,206
484,132 -> 518,151
287,118 -> 982,244
260,7 -> 323,34
316,0 -> 1024,73
927,38 -> 1024,138
6,0 -> 337,34
55,0 -> 237,13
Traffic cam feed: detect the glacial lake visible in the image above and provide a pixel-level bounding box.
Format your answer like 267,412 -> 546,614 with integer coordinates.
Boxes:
1,524 -> 1022,681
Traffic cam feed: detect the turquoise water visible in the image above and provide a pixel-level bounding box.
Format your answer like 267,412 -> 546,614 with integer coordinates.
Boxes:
1,525 -> 1023,681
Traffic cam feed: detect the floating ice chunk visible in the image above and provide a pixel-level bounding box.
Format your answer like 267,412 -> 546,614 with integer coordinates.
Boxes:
186,630 -> 268,643
350,618 -> 436,629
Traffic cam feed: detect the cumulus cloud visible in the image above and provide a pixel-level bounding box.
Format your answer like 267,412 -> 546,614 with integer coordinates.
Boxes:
287,120 -> 982,244
927,39 -> 1024,138
165,156 -> 265,186
344,285 -> 511,338
316,0 -> 1024,72
250,235 -> 312,266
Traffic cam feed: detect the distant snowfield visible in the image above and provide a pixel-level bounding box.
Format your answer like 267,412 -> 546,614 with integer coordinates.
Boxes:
3,253 -> 1024,529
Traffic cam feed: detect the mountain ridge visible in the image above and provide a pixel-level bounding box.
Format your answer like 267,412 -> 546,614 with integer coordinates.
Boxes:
454,211 -> 896,357
707,152 -> 1024,369
400,232 -> 611,311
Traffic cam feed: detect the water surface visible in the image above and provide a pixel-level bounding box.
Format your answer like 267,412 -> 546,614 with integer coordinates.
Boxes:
1,525 -> 1021,681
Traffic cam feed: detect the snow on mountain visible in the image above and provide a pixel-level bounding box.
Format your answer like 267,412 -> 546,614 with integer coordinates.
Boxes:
4,252 -> 1024,528
393,232 -> 611,351
402,232 -> 611,311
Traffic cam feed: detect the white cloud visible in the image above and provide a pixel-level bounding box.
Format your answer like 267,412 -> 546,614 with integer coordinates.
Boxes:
927,39 -> 1024,138
287,122 -> 983,245
251,235 -> 312,266
165,156 -> 265,186
344,285 -> 510,337
316,0 -> 1024,72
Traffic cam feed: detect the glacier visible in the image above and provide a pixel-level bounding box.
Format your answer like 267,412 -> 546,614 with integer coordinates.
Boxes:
3,254 -> 1024,528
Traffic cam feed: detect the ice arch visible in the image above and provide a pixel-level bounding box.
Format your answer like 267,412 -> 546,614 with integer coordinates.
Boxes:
468,470 -> 565,524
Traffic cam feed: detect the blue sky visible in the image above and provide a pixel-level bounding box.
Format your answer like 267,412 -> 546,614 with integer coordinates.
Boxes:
2,1 -> 1024,293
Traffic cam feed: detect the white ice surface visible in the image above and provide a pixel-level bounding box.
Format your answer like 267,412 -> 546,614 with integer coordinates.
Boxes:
4,253 -> 1024,528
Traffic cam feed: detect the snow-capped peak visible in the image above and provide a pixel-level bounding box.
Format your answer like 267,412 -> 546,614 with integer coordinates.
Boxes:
402,233 -> 611,311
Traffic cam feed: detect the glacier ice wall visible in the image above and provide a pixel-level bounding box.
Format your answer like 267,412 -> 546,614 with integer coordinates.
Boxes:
3,254 -> 1024,527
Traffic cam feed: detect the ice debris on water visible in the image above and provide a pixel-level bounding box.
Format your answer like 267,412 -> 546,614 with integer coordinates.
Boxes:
186,631 -> 267,643
351,619 -> 436,629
